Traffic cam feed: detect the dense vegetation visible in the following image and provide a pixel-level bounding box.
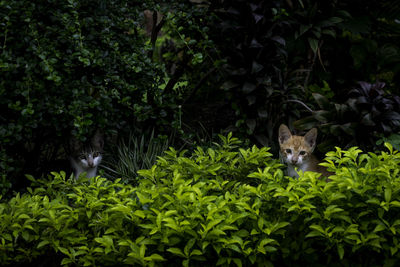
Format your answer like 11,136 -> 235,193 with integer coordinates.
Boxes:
2,0 -> 400,188
1,137 -> 400,266
1,0 -> 400,265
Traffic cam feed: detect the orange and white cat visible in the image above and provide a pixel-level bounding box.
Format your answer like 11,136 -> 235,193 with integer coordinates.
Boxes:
278,124 -> 332,178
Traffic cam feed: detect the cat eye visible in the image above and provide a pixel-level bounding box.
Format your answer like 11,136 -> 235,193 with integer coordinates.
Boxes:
299,151 -> 306,156
79,155 -> 86,160
93,152 -> 99,157
285,149 -> 292,154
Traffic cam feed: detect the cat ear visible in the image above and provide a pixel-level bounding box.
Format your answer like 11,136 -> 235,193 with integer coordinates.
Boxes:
278,124 -> 292,144
304,128 -> 317,151
69,137 -> 82,153
92,130 -> 104,150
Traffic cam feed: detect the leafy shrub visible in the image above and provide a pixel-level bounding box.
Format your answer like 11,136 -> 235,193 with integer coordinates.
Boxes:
1,135 -> 400,266
0,0 -> 197,189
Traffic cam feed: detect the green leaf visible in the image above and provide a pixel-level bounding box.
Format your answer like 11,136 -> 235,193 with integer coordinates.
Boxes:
328,17 -> 343,24
163,217 -> 179,231
296,24 -> 312,39
306,231 -> 323,238
322,29 -> 336,38
385,187 -> 392,203
233,258 -> 242,267
190,249 -> 203,257
167,247 -> 186,258
184,238 -> 196,256
59,247 -> 70,256
337,244 -> 344,259
312,93 -> 331,109
390,201 -> 400,208
134,210 -> 146,219
208,228 -> 226,237
373,224 -> 386,233
21,231 -> 30,241
140,244 -> 146,258
308,38 -> 319,54
37,240 -> 50,249
17,214 -> 31,220
145,253 -> 165,262
93,247 -> 104,253
61,258 -> 73,265
259,238 -> 276,246
110,205 -> 131,214
95,235 -> 114,248
309,225 -> 325,234
293,116 -> 317,130
384,142 -> 393,154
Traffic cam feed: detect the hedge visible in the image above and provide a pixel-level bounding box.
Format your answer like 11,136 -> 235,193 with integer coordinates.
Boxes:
1,135 -> 400,266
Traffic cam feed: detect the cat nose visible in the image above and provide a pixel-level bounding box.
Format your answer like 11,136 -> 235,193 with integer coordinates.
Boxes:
292,158 -> 298,164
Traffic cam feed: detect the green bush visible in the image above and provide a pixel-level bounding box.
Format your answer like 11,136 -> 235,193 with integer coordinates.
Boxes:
1,136 -> 400,266
0,0 -> 198,189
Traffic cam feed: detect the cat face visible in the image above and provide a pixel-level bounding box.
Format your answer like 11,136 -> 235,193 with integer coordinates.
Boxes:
69,130 -> 104,177
76,148 -> 102,169
278,124 -> 317,166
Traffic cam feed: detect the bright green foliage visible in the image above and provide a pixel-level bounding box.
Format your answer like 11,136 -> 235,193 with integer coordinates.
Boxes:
1,136 -> 400,266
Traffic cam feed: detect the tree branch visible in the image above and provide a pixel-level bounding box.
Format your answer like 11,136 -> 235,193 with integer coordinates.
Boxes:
148,11 -> 166,59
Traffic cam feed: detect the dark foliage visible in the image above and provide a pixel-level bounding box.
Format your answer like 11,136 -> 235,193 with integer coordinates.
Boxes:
2,0 -> 400,194
0,0 -> 194,191
198,0 -> 400,154
200,0 -> 357,152
207,0 -> 302,149
295,82 -> 400,151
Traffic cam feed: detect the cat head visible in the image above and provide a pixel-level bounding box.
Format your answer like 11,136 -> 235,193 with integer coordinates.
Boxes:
69,130 -> 104,170
278,124 -> 317,166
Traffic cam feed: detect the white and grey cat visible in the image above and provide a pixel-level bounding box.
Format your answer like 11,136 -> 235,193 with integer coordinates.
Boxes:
69,131 -> 104,179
